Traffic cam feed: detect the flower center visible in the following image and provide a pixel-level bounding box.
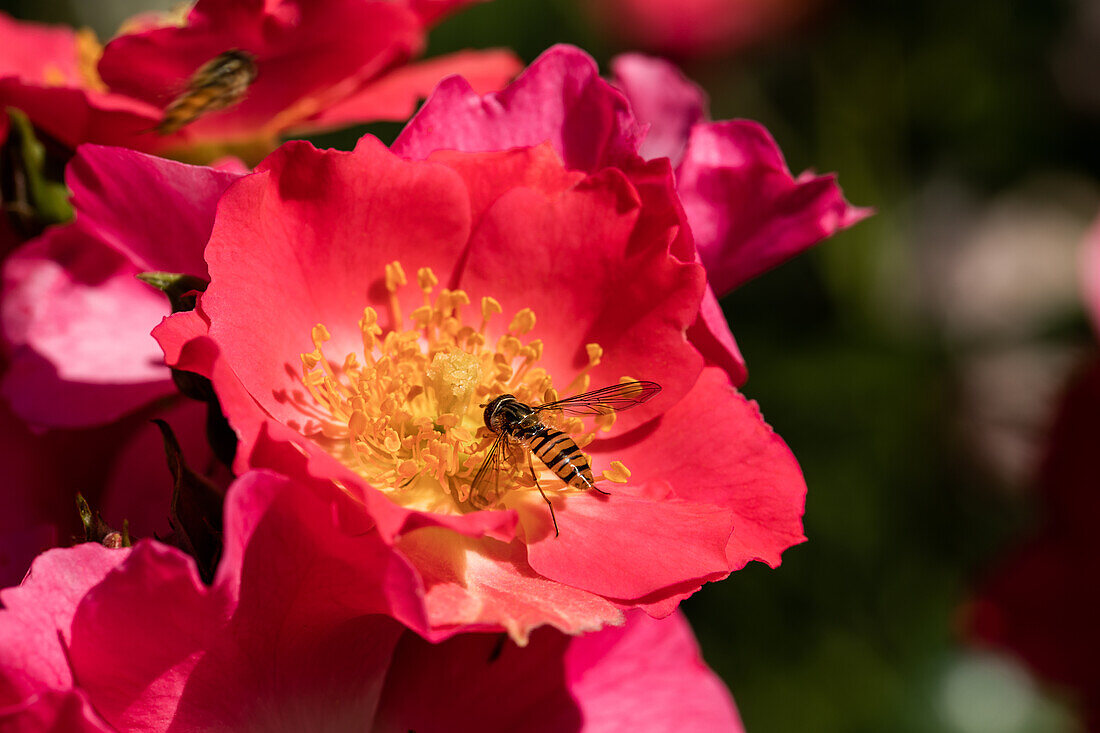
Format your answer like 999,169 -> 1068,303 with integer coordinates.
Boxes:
299,261 -> 631,515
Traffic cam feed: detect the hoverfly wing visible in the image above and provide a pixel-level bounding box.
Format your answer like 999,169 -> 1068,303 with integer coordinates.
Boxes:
468,434 -> 507,508
533,380 -> 661,416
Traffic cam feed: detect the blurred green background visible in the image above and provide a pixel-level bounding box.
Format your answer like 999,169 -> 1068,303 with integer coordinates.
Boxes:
5,0 -> 1098,730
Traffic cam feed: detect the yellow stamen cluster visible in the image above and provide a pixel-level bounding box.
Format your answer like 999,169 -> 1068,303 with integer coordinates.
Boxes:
297,261 -> 629,515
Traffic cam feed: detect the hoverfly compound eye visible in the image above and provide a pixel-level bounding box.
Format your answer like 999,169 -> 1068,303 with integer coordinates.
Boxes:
483,395 -> 514,433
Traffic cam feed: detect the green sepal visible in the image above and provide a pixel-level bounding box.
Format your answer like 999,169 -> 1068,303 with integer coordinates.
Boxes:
135,271 -> 209,313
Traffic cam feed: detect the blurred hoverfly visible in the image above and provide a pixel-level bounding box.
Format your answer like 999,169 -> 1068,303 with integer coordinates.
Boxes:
156,49 -> 257,134
473,380 -> 661,536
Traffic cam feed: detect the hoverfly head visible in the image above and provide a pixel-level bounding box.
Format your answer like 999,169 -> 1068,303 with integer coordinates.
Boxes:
482,394 -> 515,431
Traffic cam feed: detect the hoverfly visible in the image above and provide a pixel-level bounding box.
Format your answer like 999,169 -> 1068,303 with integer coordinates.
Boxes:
156,49 -> 257,134
473,380 -> 661,537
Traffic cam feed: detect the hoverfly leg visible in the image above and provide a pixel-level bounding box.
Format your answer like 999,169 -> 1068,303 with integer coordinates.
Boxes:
493,447 -> 502,505
526,451 -> 559,537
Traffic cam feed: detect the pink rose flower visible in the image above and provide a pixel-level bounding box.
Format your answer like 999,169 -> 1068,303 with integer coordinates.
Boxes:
1,44 -> 855,641
4,46 -> 861,426
0,0 -> 519,161
0,469 -> 744,732
154,131 -> 807,640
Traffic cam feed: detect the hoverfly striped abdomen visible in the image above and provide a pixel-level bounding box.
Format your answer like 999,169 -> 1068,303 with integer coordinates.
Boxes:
475,381 -> 660,536
526,426 -> 594,489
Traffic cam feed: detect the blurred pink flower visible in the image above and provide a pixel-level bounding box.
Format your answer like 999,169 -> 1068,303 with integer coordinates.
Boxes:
0,144 -> 233,585
0,469 -> 744,732
0,0 -> 519,162
583,0 -> 823,57
2,145 -> 243,428
968,360 -> 1100,730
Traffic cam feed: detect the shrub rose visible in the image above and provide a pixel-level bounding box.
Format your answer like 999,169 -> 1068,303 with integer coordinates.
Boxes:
4,46 -> 862,429
1,44 -> 863,642
154,128 -> 807,641
0,469 -> 744,732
